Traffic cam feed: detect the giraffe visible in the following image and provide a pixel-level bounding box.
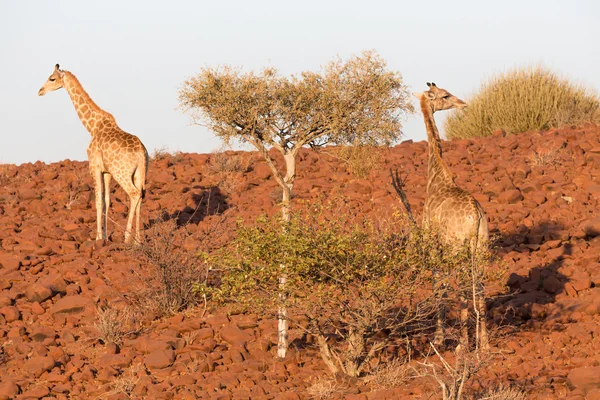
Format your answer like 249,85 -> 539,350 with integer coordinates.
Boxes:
39,64 -> 148,244
413,82 -> 489,351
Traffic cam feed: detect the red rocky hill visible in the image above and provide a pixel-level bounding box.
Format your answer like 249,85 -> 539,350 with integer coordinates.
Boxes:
0,124 -> 599,399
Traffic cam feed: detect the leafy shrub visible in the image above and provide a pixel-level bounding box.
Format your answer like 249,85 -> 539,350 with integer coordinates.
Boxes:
444,66 -> 600,139
211,202 -> 496,377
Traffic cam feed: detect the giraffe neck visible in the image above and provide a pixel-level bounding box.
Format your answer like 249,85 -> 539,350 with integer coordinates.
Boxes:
62,71 -> 116,135
420,97 -> 455,194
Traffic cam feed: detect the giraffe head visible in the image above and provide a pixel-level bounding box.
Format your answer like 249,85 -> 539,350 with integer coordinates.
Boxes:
413,82 -> 467,112
38,64 -> 65,96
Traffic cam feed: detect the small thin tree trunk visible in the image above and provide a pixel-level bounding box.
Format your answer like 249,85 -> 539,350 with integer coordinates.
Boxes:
277,151 -> 297,359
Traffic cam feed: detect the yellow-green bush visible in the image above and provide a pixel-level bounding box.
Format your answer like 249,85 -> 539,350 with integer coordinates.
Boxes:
210,202 -> 498,377
444,66 -> 600,139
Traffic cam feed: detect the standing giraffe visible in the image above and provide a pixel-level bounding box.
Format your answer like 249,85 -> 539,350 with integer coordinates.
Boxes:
39,64 -> 148,243
414,82 -> 489,351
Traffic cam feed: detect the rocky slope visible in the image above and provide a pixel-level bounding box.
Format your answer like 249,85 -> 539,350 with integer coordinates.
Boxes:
0,124 -> 599,399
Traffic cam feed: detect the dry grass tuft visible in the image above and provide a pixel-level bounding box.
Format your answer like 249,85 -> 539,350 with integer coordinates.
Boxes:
527,146 -> 564,167
445,65 -> 600,139
325,145 -> 384,178
150,146 -> 185,163
108,363 -> 143,397
476,385 -> 526,400
206,147 -> 251,194
306,377 -> 342,399
94,306 -> 140,345
364,358 -> 409,389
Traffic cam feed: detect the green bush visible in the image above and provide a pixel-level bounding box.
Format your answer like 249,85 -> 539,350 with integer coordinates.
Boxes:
444,66 -> 600,139
210,202 -> 496,377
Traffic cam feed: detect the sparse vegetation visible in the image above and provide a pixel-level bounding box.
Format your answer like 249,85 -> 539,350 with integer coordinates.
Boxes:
150,146 -> 185,163
477,385 -> 526,400
212,202 -> 497,379
325,145 -> 385,178
306,377 -> 341,399
180,50 -> 414,357
93,306 -> 139,345
128,217 -> 209,318
528,144 -> 565,167
107,363 -> 143,398
445,65 -> 600,139
206,147 -> 251,194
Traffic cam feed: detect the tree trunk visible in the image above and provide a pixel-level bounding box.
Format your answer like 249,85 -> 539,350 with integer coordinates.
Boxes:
277,151 -> 297,358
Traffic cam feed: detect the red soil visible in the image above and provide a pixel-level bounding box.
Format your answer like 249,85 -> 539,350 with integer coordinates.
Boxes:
0,124 -> 599,399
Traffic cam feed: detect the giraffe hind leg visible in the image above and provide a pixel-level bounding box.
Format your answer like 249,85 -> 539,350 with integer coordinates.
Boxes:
103,173 -> 111,240
93,170 -> 106,241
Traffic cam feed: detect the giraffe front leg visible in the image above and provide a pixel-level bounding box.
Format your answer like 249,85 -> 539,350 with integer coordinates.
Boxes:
93,170 -> 106,241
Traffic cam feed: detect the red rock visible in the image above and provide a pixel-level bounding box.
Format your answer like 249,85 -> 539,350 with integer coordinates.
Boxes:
144,348 -> 175,370
31,301 -> 45,315
0,253 -> 20,271
542,276 -> 563,294
18,188 -> 40,200
0,306 -> 20,322
581,218 -> 600,238
220,326 -> 253,347
194,327 -> 214,341
568,366 -> 600,395
497,189 -> 524,204
99,354 -> 132,369
129,337 -> 173,354
29,326 -> 56,342
0,379 -> 20,400
23,356 -> 55,378
51,295 -> 94,314
24,283 -> 54,303
19,385 -> 50,399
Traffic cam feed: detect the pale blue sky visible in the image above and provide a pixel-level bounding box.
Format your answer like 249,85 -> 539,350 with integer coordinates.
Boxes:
1,0 -> 598,164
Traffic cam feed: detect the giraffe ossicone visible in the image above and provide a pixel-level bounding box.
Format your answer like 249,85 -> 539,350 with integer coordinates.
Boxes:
39,64 -> 148,244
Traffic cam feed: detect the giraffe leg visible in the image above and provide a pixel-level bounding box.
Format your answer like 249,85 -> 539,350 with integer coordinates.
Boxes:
133,168 -> 145,243
124,193 -> 141,244
103,173 -> 111,239
433,269 -> 446,347
459,290 -> 469,353
134,195 -> 142,243
476,281 -> 489,350
93,170 -> 106,241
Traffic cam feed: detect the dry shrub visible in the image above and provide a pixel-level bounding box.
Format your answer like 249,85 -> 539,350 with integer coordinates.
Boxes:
306,377 -> 342,399
128,217 -> 209,317
206,147 -> 251,194
93,306 -> 140,345
365,357 -> 409,389
107,364 -> 143,397
150,146 -> 185,163
476,385 -> 526,400
0,164 -> 19,187
445,65 -> 600,139
326,145 -> 384,178
527,145 -> 564,167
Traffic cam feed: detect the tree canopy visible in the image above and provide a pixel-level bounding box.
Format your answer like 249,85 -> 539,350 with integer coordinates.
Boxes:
179,50 -> 413,153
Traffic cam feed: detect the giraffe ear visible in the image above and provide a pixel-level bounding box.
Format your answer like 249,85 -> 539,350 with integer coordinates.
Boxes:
412,92 -> 424,99
55,64 -> 60,71
430,82 -> 437,88
426,82 -> 432,88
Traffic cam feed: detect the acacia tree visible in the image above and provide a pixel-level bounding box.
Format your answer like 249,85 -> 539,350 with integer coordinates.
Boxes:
179,50 -> 413,357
